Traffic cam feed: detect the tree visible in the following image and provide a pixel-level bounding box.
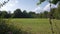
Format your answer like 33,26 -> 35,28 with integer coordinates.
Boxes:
29,11 -> 36,18
54,5 -> 60,19
37,0 -> 60,34
38,11 -> 48,18
0,0 -> 9,8
0,11 -> 11,18
50,8 -> 56,19
13,9 -> 23,18
39,12 -> 43,18
1,11 -> 8,18
37,0 -> 60,5
0,11 -> 2,18
22,10 -> 28,18
43,11 -> 48,18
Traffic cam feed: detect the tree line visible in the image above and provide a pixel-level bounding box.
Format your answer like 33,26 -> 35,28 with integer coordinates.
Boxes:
0,9 -> 49,18
0,5 -> 60,19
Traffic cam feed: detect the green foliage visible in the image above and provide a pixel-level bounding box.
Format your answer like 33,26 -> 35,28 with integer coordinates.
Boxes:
0,7 -> 60,19
50,8 -> 56,19
0,9 -> 49,18
49,5 -> 60,19
0,11 -> 11,18
37,0 -> 45,5
29,11 -> 36,18
55,5 -> 60,19
37,0 -> 60,5
52,0 -> 60,4
23,10 -> 28,18
13,9 -> 23,18
22,10 -> 31,18
0,19 -> 28,34
43,11 -> 48,18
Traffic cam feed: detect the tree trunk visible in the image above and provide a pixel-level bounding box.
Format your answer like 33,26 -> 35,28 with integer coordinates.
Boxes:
49,1 -> 54,34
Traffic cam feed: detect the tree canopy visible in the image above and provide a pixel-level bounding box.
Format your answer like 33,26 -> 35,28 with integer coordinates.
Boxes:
37,0 -> 60,5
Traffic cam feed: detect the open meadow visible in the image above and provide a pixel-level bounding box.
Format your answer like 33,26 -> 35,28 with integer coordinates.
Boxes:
5,18 -> 60,34
0,0 -> 60,34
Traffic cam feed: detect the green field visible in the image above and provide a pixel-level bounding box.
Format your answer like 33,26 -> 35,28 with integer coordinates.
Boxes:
6,18 -> 60,34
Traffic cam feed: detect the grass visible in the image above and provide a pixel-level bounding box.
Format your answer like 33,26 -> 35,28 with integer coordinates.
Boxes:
6,18 -> 60,34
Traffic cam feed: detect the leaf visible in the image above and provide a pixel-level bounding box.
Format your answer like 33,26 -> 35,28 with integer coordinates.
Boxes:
37,0 -> 45,5
0,0 -> 9,8
52,0 -> 60,4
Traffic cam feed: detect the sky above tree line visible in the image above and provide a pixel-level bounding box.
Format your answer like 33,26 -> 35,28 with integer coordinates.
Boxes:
0,0 -> 57,13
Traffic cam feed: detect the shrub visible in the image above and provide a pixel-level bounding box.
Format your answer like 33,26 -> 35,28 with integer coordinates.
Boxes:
0,19 -> 28,34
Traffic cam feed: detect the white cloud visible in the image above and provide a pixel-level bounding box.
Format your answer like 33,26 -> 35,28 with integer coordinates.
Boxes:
33,7 -> 41,11
8,0 -> 19,7
0,1 -> 2,3
43,3 -> 57,11
0,5 -> 8,11
15,0 -> 19,3
9,4 -> 14,7
32,3 -> 58,13
32,7 -> 43,13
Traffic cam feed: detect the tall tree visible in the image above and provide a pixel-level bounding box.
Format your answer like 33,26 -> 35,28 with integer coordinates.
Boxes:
13,9 -> 23,18
22,10 -> 28,18
55,5 -> 60,19
37,0 -> 60,34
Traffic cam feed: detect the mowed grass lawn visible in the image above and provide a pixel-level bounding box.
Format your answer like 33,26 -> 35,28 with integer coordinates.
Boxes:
6,18 -> 60,34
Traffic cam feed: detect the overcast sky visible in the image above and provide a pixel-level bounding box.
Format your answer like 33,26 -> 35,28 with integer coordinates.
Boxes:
0,0 -> 57,13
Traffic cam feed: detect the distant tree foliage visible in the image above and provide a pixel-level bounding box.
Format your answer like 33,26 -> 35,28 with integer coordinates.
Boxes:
13,9 -> 23,18
0,6 -> 60,19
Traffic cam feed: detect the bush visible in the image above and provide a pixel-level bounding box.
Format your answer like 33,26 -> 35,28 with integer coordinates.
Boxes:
0,19 -> 28,34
